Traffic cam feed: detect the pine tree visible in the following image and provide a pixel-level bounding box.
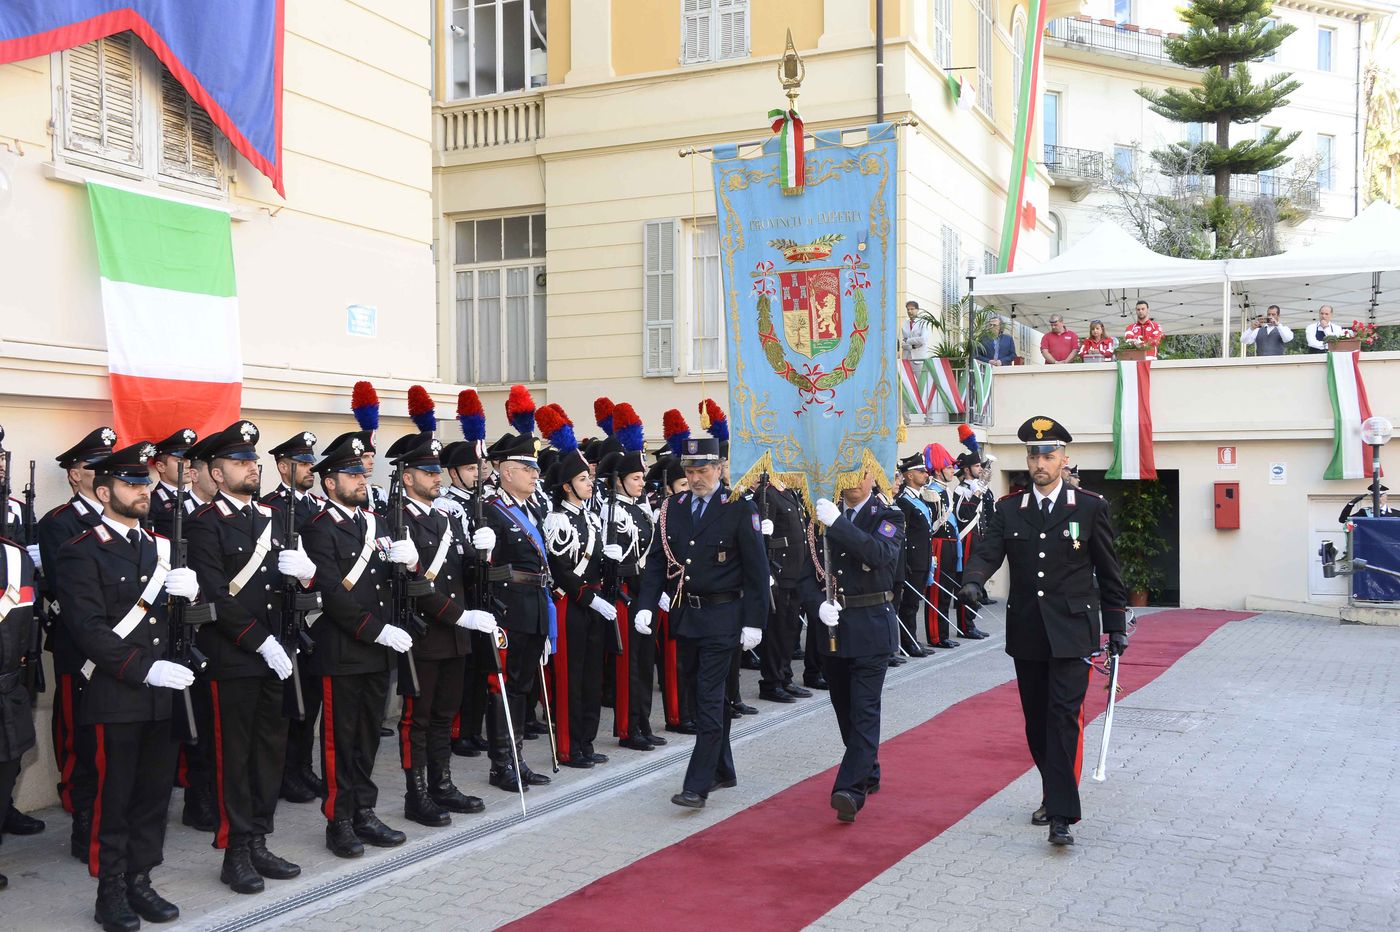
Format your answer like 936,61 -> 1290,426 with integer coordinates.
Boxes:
1138,0 -> 1301,200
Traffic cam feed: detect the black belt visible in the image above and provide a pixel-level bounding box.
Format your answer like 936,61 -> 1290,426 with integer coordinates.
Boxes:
488,566 -> 552,587
838,590 -> 894,609
616,561 -> 640,577
681,590 -> 740,609
766,536 -> 789,551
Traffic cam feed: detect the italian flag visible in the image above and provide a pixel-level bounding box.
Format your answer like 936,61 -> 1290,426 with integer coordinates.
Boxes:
927,358 -> 967,415
1106,359 -> 1156,480
898,359 -> 930,415
88,184 -> 242,443
1324,350 -> 1376,480
768,108 -> 805,191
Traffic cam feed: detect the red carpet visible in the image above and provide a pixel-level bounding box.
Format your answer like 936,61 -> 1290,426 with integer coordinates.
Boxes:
506,609 -> 1253,931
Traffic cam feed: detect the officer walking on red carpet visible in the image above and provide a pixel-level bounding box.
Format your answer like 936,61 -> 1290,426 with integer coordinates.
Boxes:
959,416 -> 1128,846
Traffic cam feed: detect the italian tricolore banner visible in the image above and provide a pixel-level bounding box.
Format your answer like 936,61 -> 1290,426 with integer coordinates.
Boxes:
88,183 -> 242,443
1324,349 -> 1376,480
712,123 -> 898,503
1106,359 -> 1156,480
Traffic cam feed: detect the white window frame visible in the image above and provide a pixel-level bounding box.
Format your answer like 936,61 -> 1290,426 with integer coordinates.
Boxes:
1316,133 -> 1335,191
684,218 -> 726,375
51,31 -> 228,199
976,0 -> 995,118
453,213 -> 548,385
931,0 -> 953,70
643,219 -> 678,377
1113,144 -> 1136,181
682,0 -> 749,66
1317,25 -> 1335,72
449,0 -> 547,101
940,225 -> 963,333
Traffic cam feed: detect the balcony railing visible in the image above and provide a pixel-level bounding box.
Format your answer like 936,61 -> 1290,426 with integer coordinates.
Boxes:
1045,18 -> 1187,67
1043,145 -> 1105,181
1182,174 -> 1321,209
438,94 -> 544,152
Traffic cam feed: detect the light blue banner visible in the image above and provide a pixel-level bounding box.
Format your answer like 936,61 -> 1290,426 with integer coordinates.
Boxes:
713,123 -> 898,504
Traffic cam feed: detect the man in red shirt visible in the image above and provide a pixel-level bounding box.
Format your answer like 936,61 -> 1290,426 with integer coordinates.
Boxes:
1124,300 -> 1163,359
1039,315 -> 1079,364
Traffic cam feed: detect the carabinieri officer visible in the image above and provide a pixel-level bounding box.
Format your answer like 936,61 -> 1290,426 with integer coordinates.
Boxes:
959,416 -> 1128,846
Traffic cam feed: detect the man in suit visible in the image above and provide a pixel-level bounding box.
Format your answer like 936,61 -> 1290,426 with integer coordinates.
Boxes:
808,470 -> 905,823
960,416 -> 1128,846
633,437 -> 768,809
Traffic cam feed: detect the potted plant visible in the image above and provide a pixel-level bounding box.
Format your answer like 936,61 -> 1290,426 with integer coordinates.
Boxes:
1116,336 -> 1149,361
1114,479 -> 1169,605
1325,320 -> 1378,353
916,297 -> 1002,365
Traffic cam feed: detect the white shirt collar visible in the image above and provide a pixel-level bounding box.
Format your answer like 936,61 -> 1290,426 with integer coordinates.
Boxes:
329,501 -> 361,521
844,494 -> 872,516
1034,481 -> 1063,510
102,514 -> 144,541
78,492 -> 103,514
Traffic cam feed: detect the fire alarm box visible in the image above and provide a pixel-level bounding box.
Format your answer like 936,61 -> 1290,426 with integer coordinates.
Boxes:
1214,482 -> 1240,529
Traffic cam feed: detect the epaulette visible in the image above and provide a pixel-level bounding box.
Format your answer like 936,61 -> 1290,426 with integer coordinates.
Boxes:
215,500 -> 234,518
47,502 -> 74,519
1076,488 -> 1103,499
91,526 -> 111,544
309,509 -> 336,525
192,502 -> 219,518
255,503 -> 273,518
997,491 -> 1019,501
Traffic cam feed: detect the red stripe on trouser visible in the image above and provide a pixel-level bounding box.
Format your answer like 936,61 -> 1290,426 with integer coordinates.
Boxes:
1072,666 -> 1090,782
489,648 -> 508,695
210,681 -> 230,848
175,744 -> 190,789
451,709 -> 461,740
552,599 -> 571,760
320,678 -> 338,821
399,697 -> 415,769
613,601 -> 630,738
661,612 -> 679,726
57,674 -> 76,812
87,724 -> 106,877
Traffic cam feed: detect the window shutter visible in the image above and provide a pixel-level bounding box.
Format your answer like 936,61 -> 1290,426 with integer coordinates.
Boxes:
682,0 -> 712,64
62,32 -> 141,167
158,69 -> 223,188
644,219 -> 677,375
717,0 -> 748,60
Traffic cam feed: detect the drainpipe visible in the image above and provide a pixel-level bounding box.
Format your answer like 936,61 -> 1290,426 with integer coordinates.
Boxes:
1354,13 -> 1363,215
876,0 -> 885,123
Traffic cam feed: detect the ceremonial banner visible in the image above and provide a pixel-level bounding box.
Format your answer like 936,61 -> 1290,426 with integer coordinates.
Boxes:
714,123 -> 898,503
1105,359 -> 1156,480
88,183 -> 242,443
1324,350 -> 1377,480
0,0 -> 285,193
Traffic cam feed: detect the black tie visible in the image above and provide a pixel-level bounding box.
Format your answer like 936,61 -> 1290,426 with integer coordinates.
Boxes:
127,528 -> 143,562
845,508 -> 856,523
353,511 -> 366,535
692,497 -> 705,523
1040,497 -> 1052,521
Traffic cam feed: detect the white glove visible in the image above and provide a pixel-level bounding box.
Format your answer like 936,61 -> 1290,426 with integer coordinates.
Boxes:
658,592 -> 671,613
375,625 -> 414,653
164,567 -> 199,600
740,627 -> 763,651
433,496 -> 465,518
144,660 -> 195,690
256,636 -> 294,680
472,527 -> 496,553
815,498 -> 841,527
602,543 -> 624,562
388,538 -> 418,567
634,609 -> 653,635
277,544 -> 316,583
590,594 -> 618,621
818,600 -> 842,628
760,518 -> 774,536
457,609 -> 499,634
25,544 -> 41,569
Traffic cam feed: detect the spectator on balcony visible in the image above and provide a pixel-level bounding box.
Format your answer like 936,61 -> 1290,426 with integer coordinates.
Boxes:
1039,315 -> 1080,365
1123,301 -> 1163,359
1079,320 -> 1116,362
899,300 -> 934,362
975,317 -> 1017,367
1305,304 -> 1345,354
1242,305 -> 1294,356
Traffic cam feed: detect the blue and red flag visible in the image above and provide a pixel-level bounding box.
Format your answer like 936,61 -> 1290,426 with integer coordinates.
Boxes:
0,1 -> 285,194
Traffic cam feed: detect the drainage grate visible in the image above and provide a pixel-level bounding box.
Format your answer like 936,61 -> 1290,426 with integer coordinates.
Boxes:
1110,707 -> 1207,732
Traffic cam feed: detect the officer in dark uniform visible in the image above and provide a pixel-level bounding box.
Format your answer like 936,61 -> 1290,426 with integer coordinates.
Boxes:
0,528 -> 39,889
953,453 -> 992,639
37,425 -> 114,857
807,469 -> 905,823
1,425 -> 37,546
479,432 -> 553,793
148,429 -> 197,539
385,432 -> 494,826
892,453 -> 938,659
1339,481 -> 1396,521
439,441 -> 495,759
263,431 -> 324,527
58,442 -> 202,931
299,432 -> 416,858
960,416 -> 1128,846
185,420 -> 305,894
634,437 -> 768,809
754,476 -> 815,701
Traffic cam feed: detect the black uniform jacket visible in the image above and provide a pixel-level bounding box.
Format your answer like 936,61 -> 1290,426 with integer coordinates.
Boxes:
798,496 -> 904,660
545,501 -> 604,608
637,490 -> 767,640
261,485 -> 324,529
38,496 -> 103,671
299,503 -> 394,677
963,485 -> 1128,660
186,494 -> 293,680
402,498 -> 470,661
758,485 -> 808,589
893,488 -> 938,582
481,493 -> 552,638
601,492 -> 653,583
0,538 -> 38,760
150,483 -> 180,539
57,524 -> 176,725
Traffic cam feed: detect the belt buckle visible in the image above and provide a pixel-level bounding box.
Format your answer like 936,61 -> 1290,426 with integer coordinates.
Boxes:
685,593 -> 704,609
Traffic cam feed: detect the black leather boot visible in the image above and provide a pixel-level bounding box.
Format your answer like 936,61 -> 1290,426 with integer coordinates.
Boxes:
279,769 -> 317,804
94,874 -> 139,932
326,819 -> 364,858
3,807 -> 45,834
247,834 -> 301,879
429,762 -> 485,814
404,767 -> 451,827
126,870 -> 179,922
182,784 -> 217,832
353,808 -> 407,847
489,763 -> 527,793
219,842 -> 265,894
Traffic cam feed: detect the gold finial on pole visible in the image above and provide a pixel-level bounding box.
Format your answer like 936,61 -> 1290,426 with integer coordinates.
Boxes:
778,28 -> 804,108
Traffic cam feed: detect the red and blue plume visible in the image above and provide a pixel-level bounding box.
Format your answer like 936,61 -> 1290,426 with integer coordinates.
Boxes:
924,442 -> 955,472
457,390 -> 486,443
612,403 -> 644,453
957,423 -> 980,458
663,409 -> 691,458
698,398 -> 729,442
351,380 -> 380,431
536,403 -> 577,453
594,397 -> 615,436
408,385 -> 437,433
505,385 -> 536,436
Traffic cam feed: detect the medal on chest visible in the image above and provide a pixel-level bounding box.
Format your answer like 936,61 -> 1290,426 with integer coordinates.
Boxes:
1069,521 -> 1081,550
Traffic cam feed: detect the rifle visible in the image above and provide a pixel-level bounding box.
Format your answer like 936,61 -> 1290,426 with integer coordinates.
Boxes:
387,465 -> 427,697
599,468 -> 625,654
1,450 -> 10,540
755,471 -> 777,611
279,489 -> 320,720
21,460 -> 45,695
168,461 -> 215,743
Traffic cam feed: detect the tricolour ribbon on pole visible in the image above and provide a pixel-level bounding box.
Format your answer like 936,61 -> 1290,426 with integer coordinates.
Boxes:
768,108 -> 805,193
